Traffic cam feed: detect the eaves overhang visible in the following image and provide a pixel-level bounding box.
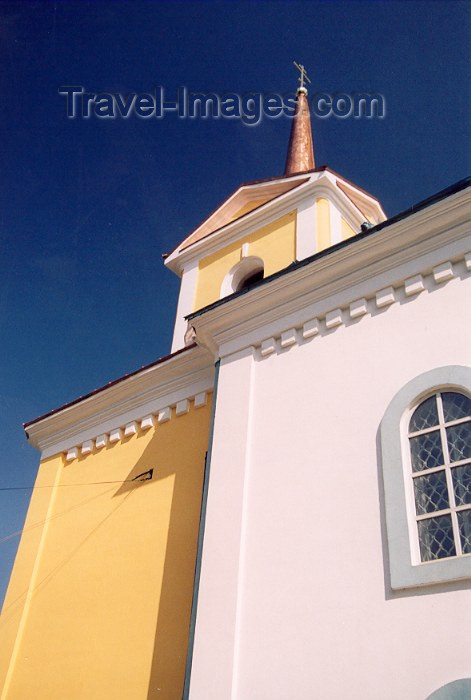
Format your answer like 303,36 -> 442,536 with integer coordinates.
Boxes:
165,169 -> 383,276
24,343 -> 215,456
165,167 -> 330,261
170,165 -> 383,257
186,178 -> 471,357
165,173 -> 319,275
187,177 -> 470,322
236,165 -> 382,202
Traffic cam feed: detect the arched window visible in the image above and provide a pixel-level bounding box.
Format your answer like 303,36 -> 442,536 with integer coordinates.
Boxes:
408,391 -> 471,562
380,366 -> 471,589
220,256 -> 264,298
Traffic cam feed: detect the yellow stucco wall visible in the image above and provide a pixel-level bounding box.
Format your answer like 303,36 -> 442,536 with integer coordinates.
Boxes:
0,398 -> 212,700
316,198 -> 331,252
194,211 -> 296,311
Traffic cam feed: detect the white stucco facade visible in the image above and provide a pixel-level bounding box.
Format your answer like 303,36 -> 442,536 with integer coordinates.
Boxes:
188,183 -> 471,700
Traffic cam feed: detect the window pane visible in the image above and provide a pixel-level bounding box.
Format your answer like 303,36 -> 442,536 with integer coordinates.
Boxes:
457,509 -> 471,554
452,464 -> 471,506
414,471 -> 449,515
409,396 -> 439,433
418,515 -> 456,561
446,422 -> 471,463
442,392 -> 471,423
409,430 -> 444,472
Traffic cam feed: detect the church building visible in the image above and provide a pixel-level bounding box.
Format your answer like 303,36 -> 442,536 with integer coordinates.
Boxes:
1,74 -> 470,700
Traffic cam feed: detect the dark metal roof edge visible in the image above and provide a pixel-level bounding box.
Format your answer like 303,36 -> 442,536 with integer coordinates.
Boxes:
187,176 -> 471,322
23,344 -> 197,430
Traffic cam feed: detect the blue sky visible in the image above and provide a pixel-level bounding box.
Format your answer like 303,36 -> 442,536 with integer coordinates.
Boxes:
0,1 -> 469,606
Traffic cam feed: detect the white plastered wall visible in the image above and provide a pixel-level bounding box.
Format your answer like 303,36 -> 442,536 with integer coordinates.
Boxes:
190,270 -> 471,700
171,259 -> 198,353
190,346 -> 256,698
295,195 -> 316,260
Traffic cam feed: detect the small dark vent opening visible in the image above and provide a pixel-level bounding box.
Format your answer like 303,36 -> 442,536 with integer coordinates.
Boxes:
238,268 -> 264,292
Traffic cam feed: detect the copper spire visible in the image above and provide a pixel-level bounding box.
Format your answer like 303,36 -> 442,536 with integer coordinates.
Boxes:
284,63 -> 315,176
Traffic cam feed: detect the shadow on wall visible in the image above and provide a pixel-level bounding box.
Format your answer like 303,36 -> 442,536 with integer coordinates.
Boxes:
111,411 -> 209,700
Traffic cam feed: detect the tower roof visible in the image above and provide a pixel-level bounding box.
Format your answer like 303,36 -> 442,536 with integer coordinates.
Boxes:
164,64 -> 386,275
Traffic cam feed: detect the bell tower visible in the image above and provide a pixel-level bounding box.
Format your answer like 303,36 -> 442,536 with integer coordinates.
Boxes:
165,64 -> 386,352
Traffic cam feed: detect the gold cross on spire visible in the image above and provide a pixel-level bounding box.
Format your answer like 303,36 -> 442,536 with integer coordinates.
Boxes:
293,61 -> 311,90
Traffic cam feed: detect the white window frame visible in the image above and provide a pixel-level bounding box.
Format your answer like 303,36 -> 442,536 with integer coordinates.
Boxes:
381,366 -> 471,589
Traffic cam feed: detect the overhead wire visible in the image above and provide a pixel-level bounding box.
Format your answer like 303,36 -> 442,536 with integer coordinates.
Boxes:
0,470 -> 153,545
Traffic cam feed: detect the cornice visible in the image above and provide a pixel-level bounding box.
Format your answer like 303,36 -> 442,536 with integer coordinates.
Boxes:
310,181 -> 367,232
334,174 -> 387,222
164,172 -> 319,265
166,171 -> 387,275
26,344 -> 215,458
190,187 -> 471,358
165,172 -> 332,273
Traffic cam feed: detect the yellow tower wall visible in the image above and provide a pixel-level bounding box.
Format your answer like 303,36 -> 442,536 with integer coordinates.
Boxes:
315,197 -> 331,252
316,199 -> 358,250
0,397 -> 212,700
194,211 -> 296,311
